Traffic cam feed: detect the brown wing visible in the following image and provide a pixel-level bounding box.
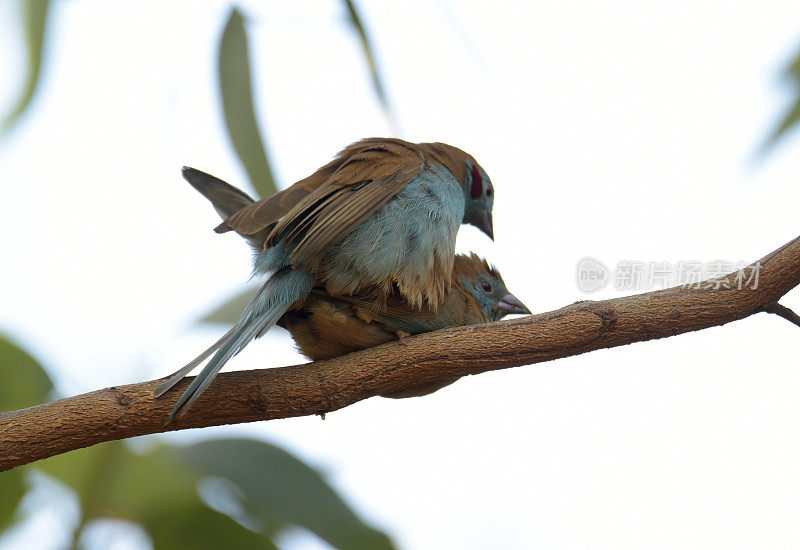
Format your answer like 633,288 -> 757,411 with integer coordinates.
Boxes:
262,140 -> 425,266
220,137 -> 418,241
217,158 -> 338,237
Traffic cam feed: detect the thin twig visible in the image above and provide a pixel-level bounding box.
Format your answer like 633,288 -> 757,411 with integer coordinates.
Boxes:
762,302 -> 800,328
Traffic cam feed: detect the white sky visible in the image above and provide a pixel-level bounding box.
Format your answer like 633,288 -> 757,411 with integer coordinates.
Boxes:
2,0 -> 800,549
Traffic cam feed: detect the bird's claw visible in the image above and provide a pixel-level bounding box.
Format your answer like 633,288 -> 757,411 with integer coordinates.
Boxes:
396,330 -> 411,345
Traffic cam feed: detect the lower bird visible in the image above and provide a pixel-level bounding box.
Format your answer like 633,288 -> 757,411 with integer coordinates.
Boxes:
278,253 -> 530,398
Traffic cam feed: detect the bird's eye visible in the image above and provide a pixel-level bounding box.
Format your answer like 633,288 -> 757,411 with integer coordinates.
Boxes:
481,282 -> 493,293
485,187 -> 493,197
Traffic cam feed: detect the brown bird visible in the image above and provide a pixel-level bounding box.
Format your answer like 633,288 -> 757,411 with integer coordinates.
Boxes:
158,138 -> 497,419
278,253 -> 530,398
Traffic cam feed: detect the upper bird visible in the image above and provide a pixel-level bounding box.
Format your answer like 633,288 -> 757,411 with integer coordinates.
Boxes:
279,253 -> 530,398
157,138 -> 496,420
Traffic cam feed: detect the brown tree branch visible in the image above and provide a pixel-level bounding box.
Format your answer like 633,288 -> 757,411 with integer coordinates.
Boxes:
2,235 -> 800,472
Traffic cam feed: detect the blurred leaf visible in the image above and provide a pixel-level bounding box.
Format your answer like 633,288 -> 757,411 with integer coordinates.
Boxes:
200,286 -> 258,325
2,0 -> 51,131
38,442 -> 282,548
218,8 -> 277,199
39,439 -> 384,548
180,438 -> 396,550
0,336 -> 51,533
36,442 -> 130,520
762,45 -> 800,152
0,334 -> 53,411
342,0 -> 396,128
95,446 -> 280,549
147,504 -> 277,550
0,469 -> 26,531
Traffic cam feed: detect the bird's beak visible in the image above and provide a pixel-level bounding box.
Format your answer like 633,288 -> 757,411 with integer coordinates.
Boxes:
478,211 -> 494,240
498,292 -> 531,315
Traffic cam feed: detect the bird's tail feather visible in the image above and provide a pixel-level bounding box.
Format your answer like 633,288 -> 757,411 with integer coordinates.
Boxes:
165,268 -> 314,423
153,327 -> 236,398
182,166 -> 255,219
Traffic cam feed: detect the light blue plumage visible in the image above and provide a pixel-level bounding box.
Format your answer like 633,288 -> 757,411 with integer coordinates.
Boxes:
316,164 -> 463,297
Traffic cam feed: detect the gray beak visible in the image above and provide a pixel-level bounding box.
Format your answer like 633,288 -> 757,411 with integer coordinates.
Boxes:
479,211 -> 493,240
498,292 -> 531,315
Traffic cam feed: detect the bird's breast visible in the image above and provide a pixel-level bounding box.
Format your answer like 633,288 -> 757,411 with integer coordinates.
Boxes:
320,164 -> 464,308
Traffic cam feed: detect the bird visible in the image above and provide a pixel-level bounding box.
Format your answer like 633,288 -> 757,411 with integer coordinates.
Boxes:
156,138 -> 497,421
278,253 -> 530,398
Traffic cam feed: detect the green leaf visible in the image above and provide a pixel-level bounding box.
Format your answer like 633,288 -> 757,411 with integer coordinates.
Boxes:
37,438 -> 384,548
2,0 -> 51,131
0,334 -> 53,411
342,0 -> 396,128
200,286 -> 258,325
762,45 -> 800,152
146,504 -> 278,550
93,445 -> 280,549
35,441 -> 131,515
0,469 -> 26,532
0,335 -> 51,533
180,438 -> 396,550
218,8 -> 277,199
38,442 -> 282,548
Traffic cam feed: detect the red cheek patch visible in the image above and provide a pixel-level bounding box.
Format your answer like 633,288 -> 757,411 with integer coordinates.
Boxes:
470,164 -> 483,199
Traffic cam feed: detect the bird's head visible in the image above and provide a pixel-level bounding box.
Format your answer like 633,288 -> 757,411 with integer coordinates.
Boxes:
455,254 -> 530,322
462,160 -> 495,240
419,142 -> 495,240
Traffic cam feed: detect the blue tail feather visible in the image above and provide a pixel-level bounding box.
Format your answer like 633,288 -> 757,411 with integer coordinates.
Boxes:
154,326 -> 236,398
165,268 -> 314,422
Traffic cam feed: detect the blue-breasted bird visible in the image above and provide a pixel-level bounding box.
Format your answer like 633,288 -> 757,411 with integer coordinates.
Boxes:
156,138 -> 496,420
278,253 -> 530,398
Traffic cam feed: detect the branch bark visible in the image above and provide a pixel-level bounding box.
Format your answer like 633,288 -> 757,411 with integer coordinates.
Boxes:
2,235 -> 800,472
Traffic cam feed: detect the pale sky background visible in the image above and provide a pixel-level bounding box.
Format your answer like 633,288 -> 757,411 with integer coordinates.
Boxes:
2,1 -> 800,549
